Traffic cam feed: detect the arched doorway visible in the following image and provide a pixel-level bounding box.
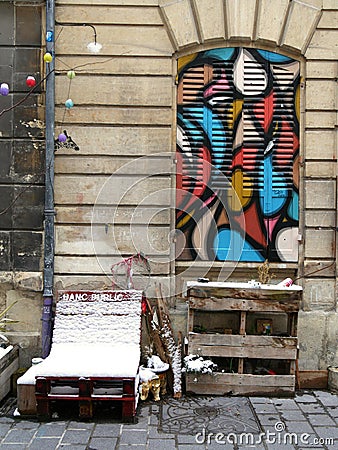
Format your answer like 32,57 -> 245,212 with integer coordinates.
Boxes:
176,48 -> 300,263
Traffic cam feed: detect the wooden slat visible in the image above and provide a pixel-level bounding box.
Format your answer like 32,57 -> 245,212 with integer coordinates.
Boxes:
17,384 -> 37,415
189,286 -> 302,302
185,373 -> 295,396
289,312 -> 298,336
188,308 -> 194,333
189,296 -> 299,312
188,333 -> 297,360
239,311 -> 246,334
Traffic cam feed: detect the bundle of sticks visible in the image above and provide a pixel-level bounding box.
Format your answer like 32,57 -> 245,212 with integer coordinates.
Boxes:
143,284 -> 182,399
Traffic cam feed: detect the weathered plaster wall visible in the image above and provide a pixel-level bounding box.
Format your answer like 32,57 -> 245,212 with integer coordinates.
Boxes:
53,0 -> 337,370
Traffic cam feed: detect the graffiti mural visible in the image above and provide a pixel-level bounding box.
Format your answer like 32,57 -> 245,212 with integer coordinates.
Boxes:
176,48 -> 300,262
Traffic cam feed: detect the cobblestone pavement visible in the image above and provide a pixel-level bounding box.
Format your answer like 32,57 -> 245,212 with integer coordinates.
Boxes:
0,390 -> 337,449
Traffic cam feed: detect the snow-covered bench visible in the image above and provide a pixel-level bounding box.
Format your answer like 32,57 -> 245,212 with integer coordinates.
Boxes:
17,290 -> 143,421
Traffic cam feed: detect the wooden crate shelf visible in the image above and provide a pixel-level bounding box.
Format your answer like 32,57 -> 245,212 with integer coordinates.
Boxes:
185,281 -> 302,396
185,373 -> 296,396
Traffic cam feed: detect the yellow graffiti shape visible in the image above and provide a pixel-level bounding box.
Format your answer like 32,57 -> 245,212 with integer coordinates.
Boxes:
229,169 -> 253,210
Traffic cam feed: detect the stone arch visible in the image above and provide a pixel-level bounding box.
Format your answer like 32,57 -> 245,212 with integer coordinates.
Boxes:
159,0 -> 322,57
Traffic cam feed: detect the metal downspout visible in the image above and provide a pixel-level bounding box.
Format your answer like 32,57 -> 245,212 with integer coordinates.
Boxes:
42,0 -> 55,358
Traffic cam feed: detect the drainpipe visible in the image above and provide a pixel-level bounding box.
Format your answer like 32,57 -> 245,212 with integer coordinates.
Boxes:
41,0 -> 55,358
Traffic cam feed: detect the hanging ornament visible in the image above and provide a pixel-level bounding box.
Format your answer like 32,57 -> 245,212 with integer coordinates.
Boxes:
65,98 -> 74,109
54,130 -> 80,152
58,132 -> 67,142
43,52 -> 53,63
0,83 -> 9,96
26,76 -> 36,88
67,70 -> 76,80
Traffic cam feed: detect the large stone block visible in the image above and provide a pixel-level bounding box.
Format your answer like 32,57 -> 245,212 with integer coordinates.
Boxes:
256,0 -> 289,44
0,48 -> 13,83
56,205 -> 171,226
281,0 -> 320,52
304,260 -> 336,278
12,231 -> 43,271
306,80 -> 336,110
16,5 -> 42,46
302,278 -> 336,311
13,94 -> 44,139
160,0 -> 199,49
55,24 -> 174,56
323,0 -> 338,7
12,140 -> 45,183
6,290 -> 43,332
55,75 -> 173,107
55,106 -> 172,126
298,311 -> 327,370
305,130 -> 336,159
55,55 -> 172,75
306,61 -> 337,78
305,161 -> 336,178
318,10 -> 338,28
304,180 -> 336,209
54,126 -> 172,156
12,186 -> 44,230
56,4 -> 162,24
193,0 -> 225,41
305,30 -> 338,59
226,0 -> 256,39
0,2 -> 14,45
304,210 -> 335,228
304,228 -> 335,259
54,175 -> 172,205
306,111 -> 336,128
54,255 -> 170,276
13,271 -> 43,292
56,154 -> 174,175
55,224 -> 172,256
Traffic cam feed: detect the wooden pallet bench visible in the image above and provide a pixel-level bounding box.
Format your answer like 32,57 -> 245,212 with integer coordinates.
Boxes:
17,290 -> 143,421
35,376 -> 136,421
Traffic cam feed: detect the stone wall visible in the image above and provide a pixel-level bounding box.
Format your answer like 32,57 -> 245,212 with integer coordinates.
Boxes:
53,0 -> 337,371
0,1 -> 44,366
1,0 -> 336,370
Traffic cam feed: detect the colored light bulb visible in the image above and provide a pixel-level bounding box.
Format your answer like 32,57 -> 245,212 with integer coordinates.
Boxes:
58,133 -> 67,142
67,70 -> 76,79
65,99 -> 74,109
26,76 -> 36,88
44,52 -> 53,63
0,83 -> 9,96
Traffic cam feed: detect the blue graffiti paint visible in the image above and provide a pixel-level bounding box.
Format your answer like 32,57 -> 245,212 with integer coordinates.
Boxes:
214,229 -> 265,262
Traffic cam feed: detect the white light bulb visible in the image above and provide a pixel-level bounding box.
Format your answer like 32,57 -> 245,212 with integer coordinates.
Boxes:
87,42 -> 102,53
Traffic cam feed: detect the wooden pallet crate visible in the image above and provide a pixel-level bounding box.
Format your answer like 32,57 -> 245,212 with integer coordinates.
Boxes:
185,281 -> 302,396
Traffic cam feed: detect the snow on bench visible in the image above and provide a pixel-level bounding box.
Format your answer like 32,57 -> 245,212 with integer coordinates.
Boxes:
17,290 -> 143,421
